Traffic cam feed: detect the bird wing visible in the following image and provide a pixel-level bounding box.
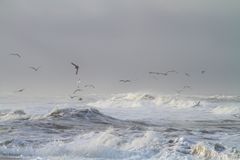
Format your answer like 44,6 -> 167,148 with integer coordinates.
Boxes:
71,62 -> 79,74
90,85 -> 95,88
10,53 -> 21,58
183,86 -> 191,89
176,89 -> 183,93
159,73 -> 167,75
17,89 -> 24,92
70,96 -> 77,99
71,62 -> 78,68
75,67 -> 79,75
167,70 -> 178,74
73,89 -> 81,94
29,66 -> 36,71
185,73 -> 190,77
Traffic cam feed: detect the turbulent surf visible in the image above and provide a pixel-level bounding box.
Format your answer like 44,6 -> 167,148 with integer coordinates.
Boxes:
0,92 -> 240,160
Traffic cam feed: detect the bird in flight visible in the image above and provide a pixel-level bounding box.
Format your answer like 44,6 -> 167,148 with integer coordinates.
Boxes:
73,88 -> 82,94
160,72 -> 168,76
176,89 -> 183,94
201,70 -> 206,74
120,80 -> 131,83
16,89 -> 25,93
183,86 -> 191,89
185,73 -> 191,77
149,70 -> 177,76
71,62 -> 79,75
70,95 -> 78,99
149,72 -> 167,76
166,70 -> 178,74
9,53 -> 21,58
84,84 -> 95,88
29,66 -> 40,71
149,72 -> 160,75
193,101 -> 201,107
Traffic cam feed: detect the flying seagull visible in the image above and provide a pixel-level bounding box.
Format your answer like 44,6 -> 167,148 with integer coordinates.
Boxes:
166,70 -> 178,74
183,86 -> 191,89
176,89 -> 183,94
29,66 -> 40,71
84,84 -> 95,88
9,53 -> 21,58
120,80 -> 131,83
159,72 -> 168,76
73,88 -> 82,94
201,70 -> 206,74
193,101 -> 201,107
16,89 -> 25,93
149,72 -> 168,76
185,73 -> 191,77
149,70 -> 177,76
71,62 -> 79,75
70,95 -> 78,99
149,72 -> 161,75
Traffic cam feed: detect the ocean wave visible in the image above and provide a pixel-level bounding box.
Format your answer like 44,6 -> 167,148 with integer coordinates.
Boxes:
192,143 -> 240,160
88,92 -> 200,109
0,129 -> 185,159
212,105 -> 240,115
204,95 -> 240,103
87,93 -> 240,118
1,128 -> 239,160
0,110 -> 30,121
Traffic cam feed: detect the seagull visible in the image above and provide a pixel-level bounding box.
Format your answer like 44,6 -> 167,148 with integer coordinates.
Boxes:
78,97 -> 83,101
9,53 -> 21,58
149,72 -> 161,76
70,95 -> 78,99
193,101 -> 201,107
183,86 -> 191,89
159,72 -> 168,76
176,89 -> 183,94
149,72 -> 168,76
29,66 -> 40,71
148,72 -> 159,80
149,72 -> 157,75
201,70 -> 206,74
185,73 -> 191,77
84,84 -> 95,88
71,62 -> 79,75
149,70 -> 177,76
166,70 -> 178,74
16,89 -> 25,93
120,80 -> 131,83
73,88 -> 82,94
149,71 -> 157,75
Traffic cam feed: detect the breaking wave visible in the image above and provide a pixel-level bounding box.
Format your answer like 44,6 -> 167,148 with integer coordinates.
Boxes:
88,92 -> 240,115
1,92 -> 240,160
1,128 -> 240,160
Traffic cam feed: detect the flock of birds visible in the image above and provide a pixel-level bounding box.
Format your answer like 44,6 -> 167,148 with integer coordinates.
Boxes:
8,53 -> 206,105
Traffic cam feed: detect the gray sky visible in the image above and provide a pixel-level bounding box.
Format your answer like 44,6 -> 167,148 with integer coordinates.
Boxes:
0,0 -> 240,96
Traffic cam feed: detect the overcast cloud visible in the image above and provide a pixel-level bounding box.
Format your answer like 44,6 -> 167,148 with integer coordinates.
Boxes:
0,0 -> 240,96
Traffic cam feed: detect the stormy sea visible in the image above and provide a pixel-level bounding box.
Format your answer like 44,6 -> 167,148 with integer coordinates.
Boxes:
0,92 -> 240,160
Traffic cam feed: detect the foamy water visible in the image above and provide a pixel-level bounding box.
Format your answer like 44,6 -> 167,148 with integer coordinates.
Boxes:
0,92 -> 240,160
